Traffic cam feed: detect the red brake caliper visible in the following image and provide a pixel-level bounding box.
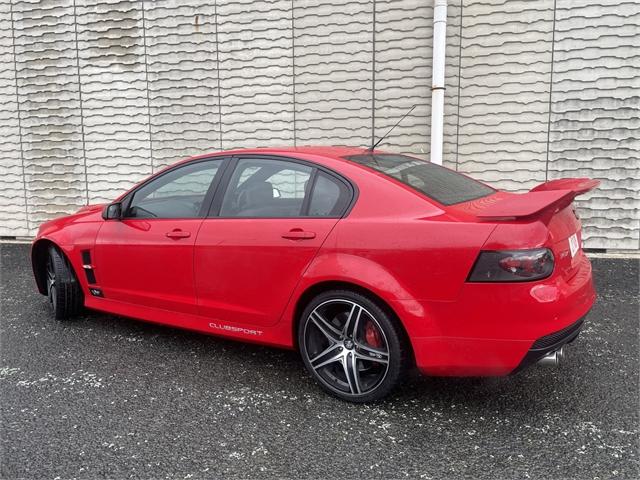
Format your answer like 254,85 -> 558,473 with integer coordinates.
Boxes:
364,321 -> 382,348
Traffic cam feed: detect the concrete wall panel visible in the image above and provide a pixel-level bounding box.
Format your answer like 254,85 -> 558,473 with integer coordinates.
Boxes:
218,0 -> 294,149
76,0 -> 151,202
0,2 -> 29,236
144,1 -> 221,170
548,0 -> 640,249
456,0 -> 555,192
12,0 -> 85,225
294,0 -> 373,146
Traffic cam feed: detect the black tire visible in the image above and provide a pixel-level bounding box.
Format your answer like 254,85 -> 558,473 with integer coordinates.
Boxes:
298,289 -> 408,403
45,246 -> 83,320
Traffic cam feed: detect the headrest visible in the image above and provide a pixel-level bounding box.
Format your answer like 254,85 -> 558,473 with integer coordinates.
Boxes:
244,181 -> 273,207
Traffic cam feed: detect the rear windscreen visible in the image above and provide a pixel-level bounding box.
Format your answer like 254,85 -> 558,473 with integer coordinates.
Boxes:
344,153 -> 495,205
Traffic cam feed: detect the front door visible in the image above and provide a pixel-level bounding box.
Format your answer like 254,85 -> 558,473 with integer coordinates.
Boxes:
194,157 -> 354,327
94,158 -> 226,315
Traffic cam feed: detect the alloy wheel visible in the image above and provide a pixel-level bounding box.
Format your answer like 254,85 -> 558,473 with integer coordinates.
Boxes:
302,299 -> 390,397
46,255 -> 57,309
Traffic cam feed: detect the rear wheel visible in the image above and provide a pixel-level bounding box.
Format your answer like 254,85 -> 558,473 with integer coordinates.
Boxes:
298,290 -> 408,402
46,246 -> 83,320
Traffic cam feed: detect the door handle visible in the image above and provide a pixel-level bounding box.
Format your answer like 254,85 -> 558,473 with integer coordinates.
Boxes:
166,229 -> 191,239
281,228 -> 316,240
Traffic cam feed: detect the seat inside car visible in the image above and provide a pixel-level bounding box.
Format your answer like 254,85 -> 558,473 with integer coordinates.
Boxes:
230,180 -> 301,217
236,181 -> 274,215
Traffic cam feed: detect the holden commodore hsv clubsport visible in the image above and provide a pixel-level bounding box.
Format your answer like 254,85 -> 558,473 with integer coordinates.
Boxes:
31,147 -> 597,402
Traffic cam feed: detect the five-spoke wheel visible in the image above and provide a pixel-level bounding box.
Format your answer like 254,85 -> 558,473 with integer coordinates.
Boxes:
45,246 -> 83,320
46,253 -> 57,311
299,290 -> 408,402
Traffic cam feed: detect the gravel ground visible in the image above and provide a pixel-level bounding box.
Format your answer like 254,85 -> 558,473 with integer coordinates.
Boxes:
1,243 -> 638,479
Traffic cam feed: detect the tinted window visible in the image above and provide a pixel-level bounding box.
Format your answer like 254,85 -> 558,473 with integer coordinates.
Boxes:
309,172 -> 351,216
345,153 -> 494,205
220,159 -> 312,217
126,160 -> 222,218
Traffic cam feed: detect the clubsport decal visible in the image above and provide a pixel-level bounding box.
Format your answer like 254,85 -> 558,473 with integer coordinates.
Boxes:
208,322 -> 263,336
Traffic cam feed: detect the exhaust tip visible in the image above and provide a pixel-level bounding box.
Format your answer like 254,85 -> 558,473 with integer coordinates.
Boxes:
538,346 -> 566,367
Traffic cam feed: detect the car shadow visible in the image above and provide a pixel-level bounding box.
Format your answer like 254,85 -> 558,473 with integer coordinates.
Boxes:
50,301 -> 581,413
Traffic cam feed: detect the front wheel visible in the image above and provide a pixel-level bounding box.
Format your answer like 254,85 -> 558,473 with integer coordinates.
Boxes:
46,246 -> 83,320
298,290 -> 408,403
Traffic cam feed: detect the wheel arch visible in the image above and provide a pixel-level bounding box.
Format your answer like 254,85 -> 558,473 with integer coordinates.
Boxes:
291,280 -> 416,367
31,239 -> 76,295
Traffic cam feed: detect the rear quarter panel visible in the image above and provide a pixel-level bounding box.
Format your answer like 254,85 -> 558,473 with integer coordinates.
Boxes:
281,163 -> 497,340
291,218 -> 496,339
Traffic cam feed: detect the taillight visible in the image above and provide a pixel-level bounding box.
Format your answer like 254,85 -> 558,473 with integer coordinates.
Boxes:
467,248 -> 554,282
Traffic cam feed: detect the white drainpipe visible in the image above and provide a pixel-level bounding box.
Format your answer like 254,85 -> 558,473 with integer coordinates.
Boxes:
430,0 -> 447,165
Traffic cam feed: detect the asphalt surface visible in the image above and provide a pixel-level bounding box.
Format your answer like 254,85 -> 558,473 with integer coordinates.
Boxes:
1,243 -> 638,480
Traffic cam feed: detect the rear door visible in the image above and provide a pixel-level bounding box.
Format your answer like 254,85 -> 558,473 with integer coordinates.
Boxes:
94,158 -> 227,314
194,156 -> 354,327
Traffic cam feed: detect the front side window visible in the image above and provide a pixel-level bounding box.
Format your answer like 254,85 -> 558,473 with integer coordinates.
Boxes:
126,159 -> 223,218
220,159 -> 312,217
345,153 -> 494,205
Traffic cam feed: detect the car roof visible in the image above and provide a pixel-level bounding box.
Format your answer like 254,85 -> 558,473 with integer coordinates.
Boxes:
186,146 -> 373,163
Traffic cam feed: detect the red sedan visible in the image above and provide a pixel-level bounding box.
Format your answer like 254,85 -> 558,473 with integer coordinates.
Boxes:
31,147 -> 597,402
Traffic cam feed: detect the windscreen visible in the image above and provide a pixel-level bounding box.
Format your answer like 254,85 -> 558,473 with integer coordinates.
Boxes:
345,153 -> 495,205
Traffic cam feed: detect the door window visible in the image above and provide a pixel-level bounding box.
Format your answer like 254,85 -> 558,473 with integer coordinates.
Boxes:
220,159 -> 312,217
126,159 -> 223,218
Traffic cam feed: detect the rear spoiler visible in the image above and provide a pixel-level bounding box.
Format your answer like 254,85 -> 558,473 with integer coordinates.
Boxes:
529,178 -> 600,195
477,178 -> 600,221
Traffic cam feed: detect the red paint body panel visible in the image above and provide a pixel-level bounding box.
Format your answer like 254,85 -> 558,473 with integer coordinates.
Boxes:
95,218 -> 203,314
409,252 -> 595,375
194,218 -> 339,326
32,146 -> 597,377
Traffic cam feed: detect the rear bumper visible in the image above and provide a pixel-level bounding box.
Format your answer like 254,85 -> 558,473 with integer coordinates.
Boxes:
511,315 -> 585,374
402,252 -> 596,376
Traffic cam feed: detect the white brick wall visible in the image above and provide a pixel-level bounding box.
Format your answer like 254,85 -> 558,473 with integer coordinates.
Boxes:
0,0 -> 638,250
547,0 -> 640,250
454,0 -> 555,192
144,1 -> 220,169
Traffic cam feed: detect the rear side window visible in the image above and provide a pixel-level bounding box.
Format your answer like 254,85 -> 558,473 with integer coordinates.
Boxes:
308,172 -> 351,217
345,153 -> 494,205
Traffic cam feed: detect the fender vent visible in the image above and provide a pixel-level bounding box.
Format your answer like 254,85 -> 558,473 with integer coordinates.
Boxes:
81,249 -> 97,285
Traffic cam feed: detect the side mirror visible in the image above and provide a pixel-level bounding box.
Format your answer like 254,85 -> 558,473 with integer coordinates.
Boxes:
102,202 -> 122,220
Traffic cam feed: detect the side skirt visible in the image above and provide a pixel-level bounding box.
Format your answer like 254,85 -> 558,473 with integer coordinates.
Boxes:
84,296 -> 295,349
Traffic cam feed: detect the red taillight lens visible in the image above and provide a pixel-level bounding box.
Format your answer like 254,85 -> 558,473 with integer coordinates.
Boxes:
468,248 -> 554,282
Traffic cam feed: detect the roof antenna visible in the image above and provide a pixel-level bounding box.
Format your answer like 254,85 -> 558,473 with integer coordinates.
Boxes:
369,104 -> 416,152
